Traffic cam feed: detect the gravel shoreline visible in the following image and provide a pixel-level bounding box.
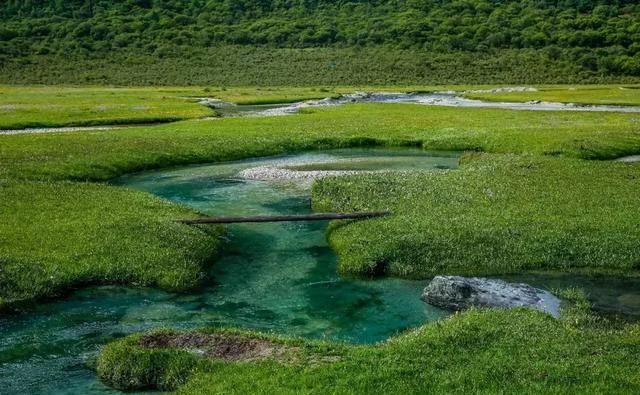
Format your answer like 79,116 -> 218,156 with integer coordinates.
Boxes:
0,125 -> 120,135
616,155 -> 640,163
237,165 -> 379,182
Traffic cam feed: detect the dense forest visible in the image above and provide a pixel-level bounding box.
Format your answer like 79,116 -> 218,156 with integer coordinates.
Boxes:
1,0 -> 640,84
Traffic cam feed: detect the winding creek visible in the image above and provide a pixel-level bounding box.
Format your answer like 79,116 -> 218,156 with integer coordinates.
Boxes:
4,91 -> 640,135
208,92 -> 640,117
1,148 -> 639,394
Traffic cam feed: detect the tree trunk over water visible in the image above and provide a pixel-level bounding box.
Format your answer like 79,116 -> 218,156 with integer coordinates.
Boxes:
179,211 -> 390,225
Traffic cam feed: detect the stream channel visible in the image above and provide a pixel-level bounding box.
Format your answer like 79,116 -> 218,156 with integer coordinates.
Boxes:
1,148 -> 639,394
4,91 -> 640,135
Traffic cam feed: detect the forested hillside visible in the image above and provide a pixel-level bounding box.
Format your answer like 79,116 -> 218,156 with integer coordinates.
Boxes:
1,0 -> 639,84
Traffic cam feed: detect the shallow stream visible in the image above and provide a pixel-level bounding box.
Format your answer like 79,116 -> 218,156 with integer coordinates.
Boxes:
4,91 -> 640,135
210,92 -> 640,117
1,148 -> 639,394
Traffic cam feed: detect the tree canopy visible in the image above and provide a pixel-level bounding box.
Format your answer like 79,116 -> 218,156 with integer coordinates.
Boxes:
1,0 -> 639,78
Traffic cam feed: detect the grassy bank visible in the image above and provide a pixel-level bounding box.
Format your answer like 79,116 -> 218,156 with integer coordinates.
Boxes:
1,87 -> 639,393
0,86 -> 217,130
313,154 -> 640,278
97,294 -> 640,394
0,180 -> 223,309
464,85 -> 640,106
0,85 -> 357,129
1,103 -> 639,308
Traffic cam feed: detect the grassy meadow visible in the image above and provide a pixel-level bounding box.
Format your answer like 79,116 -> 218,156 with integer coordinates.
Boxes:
3,102 -> 640,182
3,84 -> 640,130
0,86 -> 217,130
465,85 -> 640,106
4,2 -> 640,393
0,85 -> 639,393
0,180 -> 223,308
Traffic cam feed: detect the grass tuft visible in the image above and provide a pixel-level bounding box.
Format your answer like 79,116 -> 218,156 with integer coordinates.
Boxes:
97,306 -> 640,394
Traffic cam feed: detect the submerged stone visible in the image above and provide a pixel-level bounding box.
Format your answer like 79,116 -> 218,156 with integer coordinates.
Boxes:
422,276 -> 561,317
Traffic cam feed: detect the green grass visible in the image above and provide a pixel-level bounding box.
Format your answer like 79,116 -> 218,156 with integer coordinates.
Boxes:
2,103 -> 640,182
0,179 -> 223,309
205,86 -> 341,105
97,295 -> 640,394
97,328 -> 347,392
1,103 -> 639,308
313,154 -> 640,278
3,84 -> 639,131
0,85 -> 460,129
464,85 -> 640,106
0,86 -> 219,130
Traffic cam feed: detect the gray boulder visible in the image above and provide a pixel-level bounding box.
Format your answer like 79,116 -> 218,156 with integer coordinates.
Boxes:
422,276 -> 561,317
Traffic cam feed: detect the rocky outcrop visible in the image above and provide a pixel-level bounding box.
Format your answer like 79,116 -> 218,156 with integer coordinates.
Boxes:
422,275 -> 561,317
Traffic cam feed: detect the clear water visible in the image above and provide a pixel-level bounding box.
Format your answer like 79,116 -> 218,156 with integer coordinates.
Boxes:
2,148 -> 639,394
0,148 -> 457,394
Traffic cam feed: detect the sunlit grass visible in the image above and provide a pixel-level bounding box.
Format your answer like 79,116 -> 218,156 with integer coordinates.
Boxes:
464,84 -> 640,106
0,85 -> 214,129
313,154 -> 640,277
2,87 -> 640,393
2,84 -> 639,130
0,180 -> 223,309
2,103 -> 639,182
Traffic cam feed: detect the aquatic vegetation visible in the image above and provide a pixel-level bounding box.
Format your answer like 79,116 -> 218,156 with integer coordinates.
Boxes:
313,154 -> 640,278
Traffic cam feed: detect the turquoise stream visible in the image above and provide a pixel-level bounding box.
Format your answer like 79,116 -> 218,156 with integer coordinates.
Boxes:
1,148 -> 639,394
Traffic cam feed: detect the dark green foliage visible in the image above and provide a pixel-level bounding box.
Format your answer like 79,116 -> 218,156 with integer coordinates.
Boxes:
2,0 -> 640,52
2,47 -> 637,86
1,1 -> 640,83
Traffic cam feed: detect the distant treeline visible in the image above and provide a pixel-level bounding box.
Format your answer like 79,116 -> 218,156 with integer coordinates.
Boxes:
1,0 -> 640,83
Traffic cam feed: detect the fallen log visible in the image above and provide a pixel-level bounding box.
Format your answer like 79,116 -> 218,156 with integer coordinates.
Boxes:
179,211 -> 390,225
